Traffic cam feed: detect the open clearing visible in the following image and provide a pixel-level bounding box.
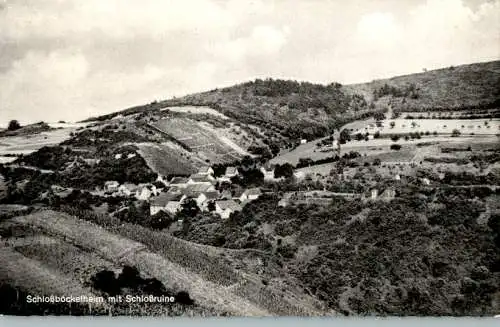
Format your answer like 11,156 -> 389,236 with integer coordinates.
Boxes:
0,124 -> 87,161
161,106 -> 230,120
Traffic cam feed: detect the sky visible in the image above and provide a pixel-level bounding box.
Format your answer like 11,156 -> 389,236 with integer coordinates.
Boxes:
0,0 -> 499,125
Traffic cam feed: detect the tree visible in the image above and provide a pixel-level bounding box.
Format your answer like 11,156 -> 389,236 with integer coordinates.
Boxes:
339,129 -> 351,144
452,129 -> 461,137
390,144 -> 402,151
178,199 -> 199,219
207,201 -> 216,212
274,163 -> 294,179
147,210 -> 174,230
91,270 -> 120,295
390,121 -> 396,129
7,120 -> 21,131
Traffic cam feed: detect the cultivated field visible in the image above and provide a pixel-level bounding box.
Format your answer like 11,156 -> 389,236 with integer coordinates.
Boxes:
0,123 -> 86,161
153,118 -> 243,163
356,118 -> 500,135
136,142 -> 198,176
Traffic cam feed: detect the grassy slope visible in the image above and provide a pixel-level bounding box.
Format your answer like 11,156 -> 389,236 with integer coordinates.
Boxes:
344,60 -> 500,111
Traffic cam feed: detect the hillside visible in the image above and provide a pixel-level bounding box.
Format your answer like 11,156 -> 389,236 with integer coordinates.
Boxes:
85,80 -> 384,142
345,60 -> 500,113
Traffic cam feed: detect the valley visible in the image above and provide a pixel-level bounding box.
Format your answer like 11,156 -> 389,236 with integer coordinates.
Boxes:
1,60 -> 499,316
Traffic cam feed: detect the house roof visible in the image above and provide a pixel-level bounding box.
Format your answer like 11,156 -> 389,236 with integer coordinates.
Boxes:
170,177 -> 188,184
189,174 -> 214,182
220,189 -> 232,199
243,188 -> 262,196
105,180 -> 119,186
151,192 -> 183,207
216,200 -> 242,211
232,189 -> 245,198
198,166 -> 212,174
182,183 -> 213,198
202,191 -> 219,200
225,167 -> 238,175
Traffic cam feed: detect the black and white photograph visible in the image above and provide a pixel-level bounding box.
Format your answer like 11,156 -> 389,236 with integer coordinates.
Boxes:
0,0 -> 499,319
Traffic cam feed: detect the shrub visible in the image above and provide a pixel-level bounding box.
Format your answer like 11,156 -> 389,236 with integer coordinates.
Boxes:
391,135 -> 400,142
390,144 -> 402,151
7,120 -> 21,131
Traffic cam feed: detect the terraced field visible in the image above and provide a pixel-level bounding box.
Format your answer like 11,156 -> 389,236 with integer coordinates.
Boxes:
153,118 -> 244,163
136,142 -> 198,176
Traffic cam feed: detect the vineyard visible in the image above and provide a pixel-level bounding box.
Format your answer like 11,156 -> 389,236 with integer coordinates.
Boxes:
136,142 -> 198,176
153,118 -> 243,163
57,207 -> 326,316
7,210 -> 272,316
0,246 -> 102,304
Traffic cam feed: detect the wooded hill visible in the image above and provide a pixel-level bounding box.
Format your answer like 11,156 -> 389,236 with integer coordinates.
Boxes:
345,60 -> 500,113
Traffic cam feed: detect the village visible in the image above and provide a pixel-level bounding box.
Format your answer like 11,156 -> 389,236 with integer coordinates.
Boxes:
100,164 -> 265,220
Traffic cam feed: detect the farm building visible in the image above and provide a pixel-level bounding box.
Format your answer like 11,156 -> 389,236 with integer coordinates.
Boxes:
104,181 -> 119,192
150,193 -> 185,216
197,166 -> 214,176
215,200 -> 242,219
239,188 -> 262,202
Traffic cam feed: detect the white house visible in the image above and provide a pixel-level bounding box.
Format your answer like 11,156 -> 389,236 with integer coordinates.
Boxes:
371,189 -> 378,200
135,185 -> 154,201
239,188 -> 262,202
104,181 -> 120,192
118,183 -> 138,196
300,139 -> 308,144
260,165 -> 275,181
224,167 -> 239,178
380,187 -> 396,201
197,166 -> 214,176
215,200 -> 242,219
196,191 -> 219,211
